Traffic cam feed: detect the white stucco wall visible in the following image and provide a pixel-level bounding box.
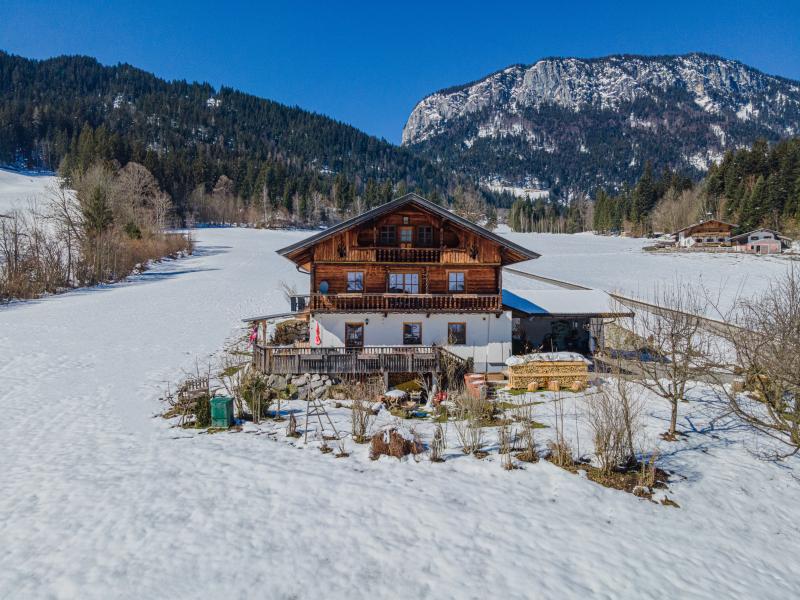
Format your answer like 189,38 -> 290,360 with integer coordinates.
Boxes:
309,312 -> 512,372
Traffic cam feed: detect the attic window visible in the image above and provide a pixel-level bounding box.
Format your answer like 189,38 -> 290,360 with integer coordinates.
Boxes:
379,226 -> 396,245
417,226 -> 433,247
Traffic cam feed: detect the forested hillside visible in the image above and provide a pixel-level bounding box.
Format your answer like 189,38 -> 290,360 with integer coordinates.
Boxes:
591,138 -> 800,236
0,51 -> 486,225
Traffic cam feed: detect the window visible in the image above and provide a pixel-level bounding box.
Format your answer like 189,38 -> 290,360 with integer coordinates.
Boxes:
417,226 -> 433,247
447,323 -> 466,345
388,272 -> 419,294
378,225 -> 396,245
400,227 -> 413,244
448,272 -> 465,292
403,322 -> 422,345
346,271 -> 363,292
345,323 -> 364,348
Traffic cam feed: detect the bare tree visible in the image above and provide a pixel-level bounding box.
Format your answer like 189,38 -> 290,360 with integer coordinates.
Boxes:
451,186 -> 486,224
631,282 -> 713,439
713,268 -> 800,455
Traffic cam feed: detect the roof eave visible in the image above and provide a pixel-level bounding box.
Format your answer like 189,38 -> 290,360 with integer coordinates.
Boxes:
276,193 -> 540,264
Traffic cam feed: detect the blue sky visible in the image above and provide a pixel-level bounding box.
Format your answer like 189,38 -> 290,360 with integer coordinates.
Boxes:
3,1 -> 799,143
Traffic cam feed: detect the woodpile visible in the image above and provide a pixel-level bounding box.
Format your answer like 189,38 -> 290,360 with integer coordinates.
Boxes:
509,354 -> 589,391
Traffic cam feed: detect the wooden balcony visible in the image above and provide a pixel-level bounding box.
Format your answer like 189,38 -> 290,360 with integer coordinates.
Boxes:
307,292 -> 502,313
375,247 -> 441,263
253,344 -> 464,375
315,246 -> 482,264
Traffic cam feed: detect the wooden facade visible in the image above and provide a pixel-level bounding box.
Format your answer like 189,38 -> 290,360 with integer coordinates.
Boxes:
279,194 -> 538,315
675,219 -> 737,247
257,194 -> 539,375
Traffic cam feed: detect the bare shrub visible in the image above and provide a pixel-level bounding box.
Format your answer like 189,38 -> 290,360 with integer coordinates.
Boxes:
548,392 -> 574,467
637,451 -> 659,489
588,385 -> 637,474
452,400 -> 485,456
346,382 -> 377,443
369,426 -> 423,460
240,370 -> 271,424
286,413 -> 300,438
335,437 -> 349,458
498,424 -> 517,470
547,439 -> 574,468
513,401 -> 539,462
429,424 -> 446,462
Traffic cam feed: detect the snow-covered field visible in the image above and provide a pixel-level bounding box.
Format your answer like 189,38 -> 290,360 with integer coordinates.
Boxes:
2,226 -> 800,599
0,167 -> 59,216
504,231 -> 797,313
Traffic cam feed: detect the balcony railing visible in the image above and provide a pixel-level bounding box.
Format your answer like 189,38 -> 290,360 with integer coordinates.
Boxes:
315,247 -> 480,264
253,344 -> 465,375
308,292 -> 501,312
375,247 -> 441,263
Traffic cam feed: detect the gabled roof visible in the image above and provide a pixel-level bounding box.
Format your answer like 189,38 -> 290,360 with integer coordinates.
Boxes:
277,193 -> 540,265
729,228 -> 789,243
673,219 -> 738,236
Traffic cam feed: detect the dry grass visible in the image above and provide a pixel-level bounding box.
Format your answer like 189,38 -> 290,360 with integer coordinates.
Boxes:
369,427 -> 424,460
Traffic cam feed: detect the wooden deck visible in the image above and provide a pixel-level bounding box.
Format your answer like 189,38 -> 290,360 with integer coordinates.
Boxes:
253,344 -> 463,375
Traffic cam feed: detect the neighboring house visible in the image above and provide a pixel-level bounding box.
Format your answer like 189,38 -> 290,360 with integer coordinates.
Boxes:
729,229 -> 789,254
673,219 -> 737,248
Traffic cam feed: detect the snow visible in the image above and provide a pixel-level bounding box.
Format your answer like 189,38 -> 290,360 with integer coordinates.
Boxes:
506,351 -> 589,366
737,101 -> 757,121
0,167 -> 60,216
2,226 -> 800,598
500,232 -> 795,314
502,288 -> 622,316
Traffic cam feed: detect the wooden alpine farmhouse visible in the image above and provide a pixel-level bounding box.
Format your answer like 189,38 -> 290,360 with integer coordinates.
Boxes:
247,193 -> 626,383
673,219 -> 737,248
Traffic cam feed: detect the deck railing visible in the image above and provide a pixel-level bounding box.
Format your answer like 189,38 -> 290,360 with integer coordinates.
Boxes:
253,344 -> 464,375
309,293 -> 501,312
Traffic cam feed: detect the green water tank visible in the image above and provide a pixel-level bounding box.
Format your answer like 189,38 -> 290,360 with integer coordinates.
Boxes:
210,396 -> 234,428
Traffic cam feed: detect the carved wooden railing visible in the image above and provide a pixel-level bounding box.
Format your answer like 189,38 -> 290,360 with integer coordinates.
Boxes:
309,293 -> 501,312
375,247 -> 441,263
253,345 -> 463,375
316,247 -> 480,263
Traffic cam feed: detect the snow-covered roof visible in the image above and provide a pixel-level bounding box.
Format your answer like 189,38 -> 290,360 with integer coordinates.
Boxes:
502,288 -> 631,317
729,228 -> 791,243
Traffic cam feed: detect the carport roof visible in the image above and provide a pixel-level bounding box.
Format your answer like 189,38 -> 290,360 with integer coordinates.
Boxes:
502,288 -> 632,318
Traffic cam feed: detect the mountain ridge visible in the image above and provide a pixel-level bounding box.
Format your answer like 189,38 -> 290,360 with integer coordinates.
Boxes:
402,53 -> 800,195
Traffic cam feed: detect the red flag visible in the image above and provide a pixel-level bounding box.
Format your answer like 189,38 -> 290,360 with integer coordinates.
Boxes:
314,322 -> 321,345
